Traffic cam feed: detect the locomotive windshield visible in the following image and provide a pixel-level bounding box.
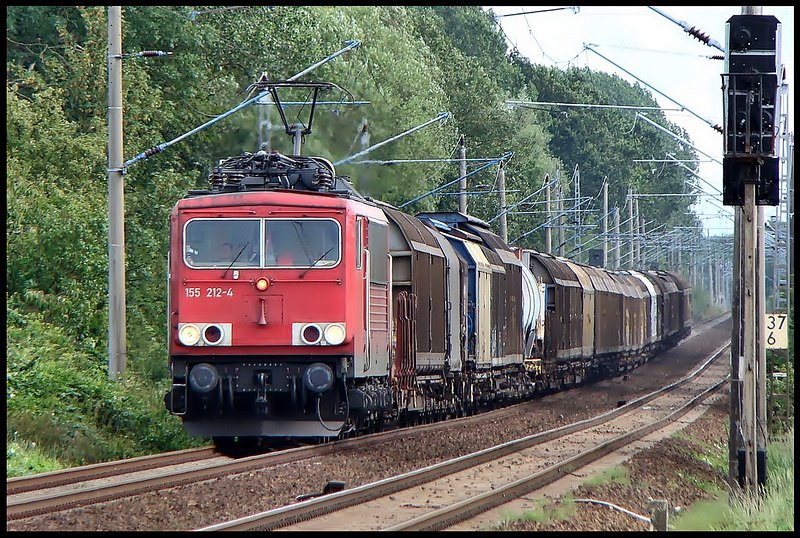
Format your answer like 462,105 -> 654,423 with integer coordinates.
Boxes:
265,219 -> 340,268
183,218 -> 340,269
184,219 -> 260,268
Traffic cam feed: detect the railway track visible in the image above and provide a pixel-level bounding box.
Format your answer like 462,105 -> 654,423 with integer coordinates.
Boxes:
6,447 -> 218,496
197,341 -> 731,531
6,398 -> 557,520
8,315 -> 731,527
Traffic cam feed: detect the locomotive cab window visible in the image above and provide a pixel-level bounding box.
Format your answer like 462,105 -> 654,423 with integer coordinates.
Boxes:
184,219 -> 261,268
368,221 -> 388,283
183,217 -> 341,269
265,219 -> 341,268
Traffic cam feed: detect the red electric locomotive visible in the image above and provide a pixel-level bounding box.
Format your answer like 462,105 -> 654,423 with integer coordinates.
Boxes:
164,151 -> 393,443
164,149 -> 694,448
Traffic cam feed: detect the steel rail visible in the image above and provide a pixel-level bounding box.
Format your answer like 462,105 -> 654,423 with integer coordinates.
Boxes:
198,341 -> 730,531
10,314 -> 731,523
6,397 -> 544,520
6,446 -> 217,495
7,432 -> 395,520
388,369 -> 728,531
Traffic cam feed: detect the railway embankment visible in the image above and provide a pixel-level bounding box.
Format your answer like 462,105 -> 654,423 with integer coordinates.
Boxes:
485,315 -> 792,531
8,314 -> 737,532
489,390 -> 794,532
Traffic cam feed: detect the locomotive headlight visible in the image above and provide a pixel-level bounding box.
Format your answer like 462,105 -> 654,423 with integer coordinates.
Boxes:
303,362 -> 334,393
189,363 -> 219,393
255,277 -> 269,291
178,324 -> 201,346
301,323 -> 323,345
323,323 -> 346,345
202,324 -> 224,346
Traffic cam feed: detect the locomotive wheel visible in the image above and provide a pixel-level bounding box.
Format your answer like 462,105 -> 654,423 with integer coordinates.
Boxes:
213,436 -> 260,450
212,436 -> 236,450
237,436 -> 259,449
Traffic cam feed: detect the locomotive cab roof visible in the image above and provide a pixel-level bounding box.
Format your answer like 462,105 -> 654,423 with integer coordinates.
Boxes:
184,150 -> 367,202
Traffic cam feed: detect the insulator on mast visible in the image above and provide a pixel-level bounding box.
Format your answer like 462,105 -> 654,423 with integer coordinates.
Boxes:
687,26 -> 712,46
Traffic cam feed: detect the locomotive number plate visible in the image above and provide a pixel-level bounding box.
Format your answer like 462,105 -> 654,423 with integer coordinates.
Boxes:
185,287 -> 234,298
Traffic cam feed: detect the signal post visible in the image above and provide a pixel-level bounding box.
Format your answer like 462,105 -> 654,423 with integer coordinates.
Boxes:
722,6 -> 781,492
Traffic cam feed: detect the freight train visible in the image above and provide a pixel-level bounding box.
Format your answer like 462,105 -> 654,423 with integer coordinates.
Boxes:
164,150 -> 691,447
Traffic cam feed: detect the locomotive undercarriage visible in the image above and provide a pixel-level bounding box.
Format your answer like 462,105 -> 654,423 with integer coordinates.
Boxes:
167,334 -> 688,446
166,356 -> 352,440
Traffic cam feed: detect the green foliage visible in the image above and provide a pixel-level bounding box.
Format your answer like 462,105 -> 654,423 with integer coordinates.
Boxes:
427,6 -> 523,93
6,6 -> 724,474
495,495 -> 576,529
6,304 -> 199,475
672,428 -> 794,531
690,287 -> 725,322
768,360 -> 794,436
7,440 -> 63,478
509,62 -> 702,253
6,7 -> 88,76
7,85 -> 108,346
402,6 -> 558,238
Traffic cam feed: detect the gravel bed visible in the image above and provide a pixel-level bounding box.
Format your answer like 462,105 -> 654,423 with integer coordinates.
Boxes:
495,390 -> 730,531
7,319 -> 731,532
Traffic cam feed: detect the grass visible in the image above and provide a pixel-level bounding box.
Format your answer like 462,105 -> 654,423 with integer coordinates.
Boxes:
495,420 -> 793,531
6,440 -> 63,478
677,470 -> 724,494
670,496 -> 729,529
671,420 -> 729,475
582,465 -> 630,487
501,498 -> 550,525
6,306 -> 204,478
494,495 -> 577,529
492,465 -> 631,529
671,427 -> 794,531
691,442 -> 728,475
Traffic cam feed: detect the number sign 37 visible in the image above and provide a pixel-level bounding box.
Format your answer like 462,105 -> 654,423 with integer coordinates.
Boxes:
766,313 -> 788,349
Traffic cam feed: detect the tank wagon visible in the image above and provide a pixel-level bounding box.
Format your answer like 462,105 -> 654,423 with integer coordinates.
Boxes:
164,150 -> 691,446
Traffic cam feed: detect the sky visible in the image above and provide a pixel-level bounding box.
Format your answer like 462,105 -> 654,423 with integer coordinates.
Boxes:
486,5 -> 794,237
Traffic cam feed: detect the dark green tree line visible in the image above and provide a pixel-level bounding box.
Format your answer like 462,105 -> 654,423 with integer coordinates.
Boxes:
6,5 -> 705,473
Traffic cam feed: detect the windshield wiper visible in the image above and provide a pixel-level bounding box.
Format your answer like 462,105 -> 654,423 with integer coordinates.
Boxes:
292,222 -> 314,265
222,242 -> 249,278
298,245 -> 336,279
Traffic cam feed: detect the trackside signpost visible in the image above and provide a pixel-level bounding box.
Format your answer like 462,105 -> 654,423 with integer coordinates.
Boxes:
765,313 -> 788,349
723,5 -> 781,494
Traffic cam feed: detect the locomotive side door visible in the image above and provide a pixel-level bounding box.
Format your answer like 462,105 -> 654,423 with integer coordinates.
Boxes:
365,219 -> 390,376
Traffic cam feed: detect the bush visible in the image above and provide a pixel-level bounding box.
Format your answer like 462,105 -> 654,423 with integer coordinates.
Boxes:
6,305 -> 199,476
